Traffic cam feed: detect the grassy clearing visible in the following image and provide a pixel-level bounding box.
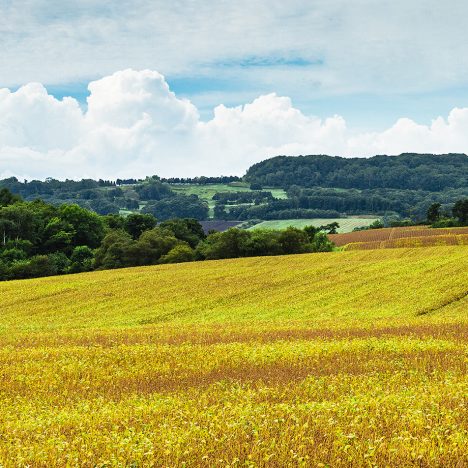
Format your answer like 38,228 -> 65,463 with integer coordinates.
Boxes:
170,183 -> 288,216
170,183 -> 287,200
248,217 -> 379,233
0,247 -> 467,466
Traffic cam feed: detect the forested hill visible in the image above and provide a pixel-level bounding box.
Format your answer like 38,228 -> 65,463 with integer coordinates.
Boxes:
244,153 -> 468,191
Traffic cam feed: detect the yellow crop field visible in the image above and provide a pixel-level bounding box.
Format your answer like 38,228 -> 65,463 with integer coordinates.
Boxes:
0,247 -> 467,467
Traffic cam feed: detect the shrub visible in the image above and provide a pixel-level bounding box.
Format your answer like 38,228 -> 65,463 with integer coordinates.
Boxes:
69,246 -> 95,273
9,255 -> 58,279
160,244 -> 195,264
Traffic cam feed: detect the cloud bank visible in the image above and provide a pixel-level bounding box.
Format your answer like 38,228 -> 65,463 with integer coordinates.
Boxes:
1,69 -> 468,180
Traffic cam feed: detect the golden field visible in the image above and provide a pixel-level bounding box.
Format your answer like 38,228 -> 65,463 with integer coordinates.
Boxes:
0,247 -> 467,467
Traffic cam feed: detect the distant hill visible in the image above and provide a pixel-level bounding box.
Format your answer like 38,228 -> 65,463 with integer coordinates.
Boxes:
1,153 -> 467,222
244,153 -> 468,191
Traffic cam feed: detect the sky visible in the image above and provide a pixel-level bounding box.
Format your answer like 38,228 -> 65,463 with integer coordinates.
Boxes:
1,0 -> 468,180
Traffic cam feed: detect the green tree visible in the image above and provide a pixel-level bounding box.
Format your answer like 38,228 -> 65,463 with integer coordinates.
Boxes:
0,260 -> 8,280
94,230 -> 133,269
303,225 -> 319,241
48,252 -> 71,274
103,214 -> 125,230
196,229 -> 250,260
159,219 -> 205,248
3,239 -> 33,254
42,217 -> 75,253
136,180 -> 173,200
0,188 -> 21,207
213,204 -> 227,219
143,194 -> 209,221
90,198 -> 119,215
69,246 -> 95,273
426,203 -> 441,223
59,204 -> 105,248
0,219 -> 15,246
132,228 -> 180,264
319,222 -> 340,234
124,213 -> 157,239
160,244 -> 195,264
368,220 -> 384,229
0,203 -> 39,243
8,255 -> 58,279
452,199 -> 468,224
242,229 -> 282,257
1,248 -> 27,263
311,232 -> 334,252
278,227 -> 312,254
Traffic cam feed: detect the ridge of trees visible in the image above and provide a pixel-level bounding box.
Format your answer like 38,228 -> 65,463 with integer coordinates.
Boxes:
1,154 -> 467,223
245,153 -> 468,191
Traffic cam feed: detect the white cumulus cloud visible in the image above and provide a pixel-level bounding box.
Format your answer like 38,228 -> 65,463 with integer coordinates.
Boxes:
0,69 -> 467,180
0,83 -> 84,151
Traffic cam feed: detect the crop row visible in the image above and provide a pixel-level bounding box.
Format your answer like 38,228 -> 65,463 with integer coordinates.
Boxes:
345,233 -> 468,250
330,226 -> 468,246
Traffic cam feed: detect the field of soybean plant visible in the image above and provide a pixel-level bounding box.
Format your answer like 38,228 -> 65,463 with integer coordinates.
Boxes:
0,247 -> 467,467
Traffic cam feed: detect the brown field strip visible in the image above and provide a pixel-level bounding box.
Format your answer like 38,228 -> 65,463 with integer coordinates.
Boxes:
344,233 -> 468,250
330,226 -> 468,247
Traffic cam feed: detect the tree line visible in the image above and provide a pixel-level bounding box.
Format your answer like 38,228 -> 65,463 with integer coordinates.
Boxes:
245,153 -> 468,191
426,199 -> 468,226
0,177 -> 210,220
2,153 -> 467,224
212,186 -> 467,221
0,189 -> 333,281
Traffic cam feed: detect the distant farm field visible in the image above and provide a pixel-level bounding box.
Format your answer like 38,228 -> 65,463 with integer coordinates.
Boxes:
330,226 -> 468,248
170,183 -> 288,216
345,234 -> 468,250
249,217 -> 379,232
199,220 -> 242,233
1,247 -> 467,466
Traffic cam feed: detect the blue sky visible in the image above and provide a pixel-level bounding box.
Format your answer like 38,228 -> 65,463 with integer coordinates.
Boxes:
2,0 -> 468,125
1,0 -> 468,179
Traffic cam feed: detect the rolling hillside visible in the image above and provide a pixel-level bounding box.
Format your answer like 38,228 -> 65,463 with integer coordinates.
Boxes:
0,247 -> 467,466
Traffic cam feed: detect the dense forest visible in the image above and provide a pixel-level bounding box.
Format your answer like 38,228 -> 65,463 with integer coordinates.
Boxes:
212,186 -> 467,220
245,153 -> 467,191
